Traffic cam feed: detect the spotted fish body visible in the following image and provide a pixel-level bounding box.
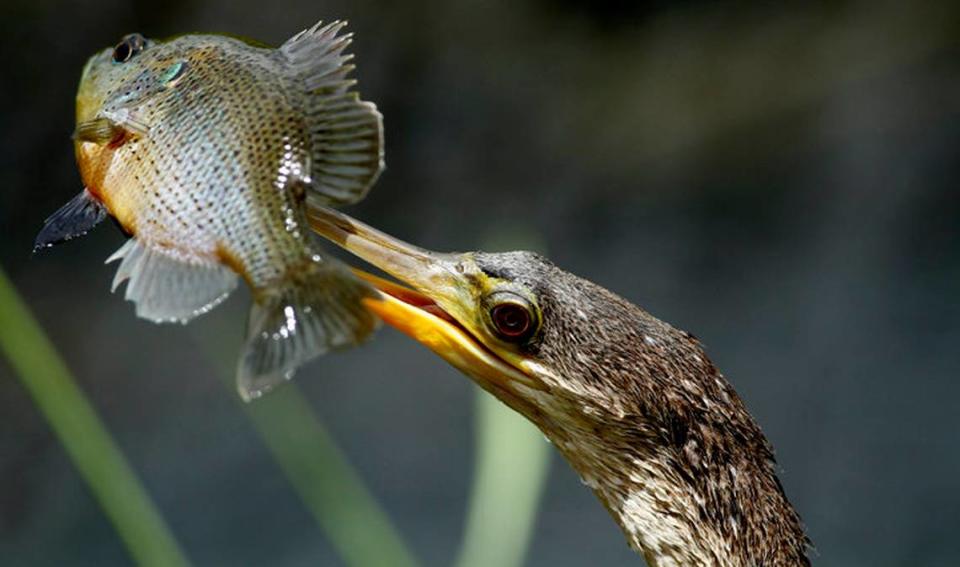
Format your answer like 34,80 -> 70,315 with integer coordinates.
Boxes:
36,21 -> 383,400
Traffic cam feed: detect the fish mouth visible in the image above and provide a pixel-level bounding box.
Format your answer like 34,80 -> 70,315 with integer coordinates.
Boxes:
76,48 -> 113,126
307,206 -> 540,393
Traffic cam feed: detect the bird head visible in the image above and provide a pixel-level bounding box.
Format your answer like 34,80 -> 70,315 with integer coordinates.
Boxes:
307,206 -> 811,565
308,207 -> 641,432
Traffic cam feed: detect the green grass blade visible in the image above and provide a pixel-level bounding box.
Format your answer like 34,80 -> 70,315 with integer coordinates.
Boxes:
230,381 -> 422,567
194,321 -> 420,567
0,267 -> 189,567
454,390 -> 551,567
455,228 -> 552,567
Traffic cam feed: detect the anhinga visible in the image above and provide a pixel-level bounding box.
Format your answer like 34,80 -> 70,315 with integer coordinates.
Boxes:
308,206 -> 811,566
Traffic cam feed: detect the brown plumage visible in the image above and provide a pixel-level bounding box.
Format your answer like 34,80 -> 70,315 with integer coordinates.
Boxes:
474,252 -> 810,565
308,207 -> 811,565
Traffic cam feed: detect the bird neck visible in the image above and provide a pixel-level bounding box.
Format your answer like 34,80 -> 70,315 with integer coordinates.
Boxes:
541,415 -> 718,564
532,392 -> 810,567
545,416 -> 806,566
464,261 -> 810,564
557,434 -> 737,565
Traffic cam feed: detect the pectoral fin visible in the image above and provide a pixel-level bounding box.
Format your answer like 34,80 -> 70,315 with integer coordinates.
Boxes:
74,109 -> 150,145
73,118 -> 123,144
34,189 -> 107,252
107,238 -> 238,324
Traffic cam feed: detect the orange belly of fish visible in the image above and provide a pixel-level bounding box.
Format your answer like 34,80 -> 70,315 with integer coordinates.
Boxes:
75,141 -> 138,235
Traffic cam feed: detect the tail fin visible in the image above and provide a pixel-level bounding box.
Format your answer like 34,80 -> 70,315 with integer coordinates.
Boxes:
237,262 -> 377,401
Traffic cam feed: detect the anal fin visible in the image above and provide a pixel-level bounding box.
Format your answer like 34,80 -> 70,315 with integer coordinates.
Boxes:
237,258 -> 378,401
107,239 -> 238,324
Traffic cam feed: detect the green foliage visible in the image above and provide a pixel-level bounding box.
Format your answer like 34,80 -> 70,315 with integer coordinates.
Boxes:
227,381 -> 422,567
455,392 -> 551,567
0,267 -> 190,567
1,260 -> 550,567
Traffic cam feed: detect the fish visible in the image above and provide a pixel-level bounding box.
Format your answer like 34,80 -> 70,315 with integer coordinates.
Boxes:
34,21 -> 384,400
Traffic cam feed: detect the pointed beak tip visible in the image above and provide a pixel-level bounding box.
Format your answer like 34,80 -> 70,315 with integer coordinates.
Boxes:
308,205 -> 454,292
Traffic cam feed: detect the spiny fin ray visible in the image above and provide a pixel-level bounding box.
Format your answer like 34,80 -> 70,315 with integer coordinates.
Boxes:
281,20 -> 384,207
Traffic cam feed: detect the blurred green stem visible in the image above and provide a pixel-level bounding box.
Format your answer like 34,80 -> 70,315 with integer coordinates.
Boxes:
452,226 -> 552,567
194,323 -> 420,567
454,391 -> 551,567
0,267 -> 189,567
231,382 -> 422,567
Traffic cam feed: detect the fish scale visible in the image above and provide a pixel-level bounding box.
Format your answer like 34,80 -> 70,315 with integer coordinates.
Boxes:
35,20 -> 384,400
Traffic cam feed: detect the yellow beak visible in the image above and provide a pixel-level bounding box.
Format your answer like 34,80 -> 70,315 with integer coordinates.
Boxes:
307,206 -> 537,391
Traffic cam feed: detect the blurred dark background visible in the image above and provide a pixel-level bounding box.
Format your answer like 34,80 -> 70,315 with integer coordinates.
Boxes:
2,0 -> 959,565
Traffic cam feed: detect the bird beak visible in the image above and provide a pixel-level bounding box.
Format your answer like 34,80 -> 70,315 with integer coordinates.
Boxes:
307,206 -> 539,392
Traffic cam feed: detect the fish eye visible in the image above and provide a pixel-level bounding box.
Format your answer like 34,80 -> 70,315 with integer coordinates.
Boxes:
113,34 -> 146,63
487,292 -> 538,343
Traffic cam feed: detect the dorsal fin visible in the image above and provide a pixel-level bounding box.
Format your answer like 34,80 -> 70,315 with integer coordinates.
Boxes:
281,20 -> 384,207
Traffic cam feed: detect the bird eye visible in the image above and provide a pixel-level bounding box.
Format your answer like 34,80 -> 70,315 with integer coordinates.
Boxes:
113,34 -> 145,63
488,294 -> 537,342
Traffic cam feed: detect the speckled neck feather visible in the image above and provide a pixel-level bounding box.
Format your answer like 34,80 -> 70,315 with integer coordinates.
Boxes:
474,252 -> 811,566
